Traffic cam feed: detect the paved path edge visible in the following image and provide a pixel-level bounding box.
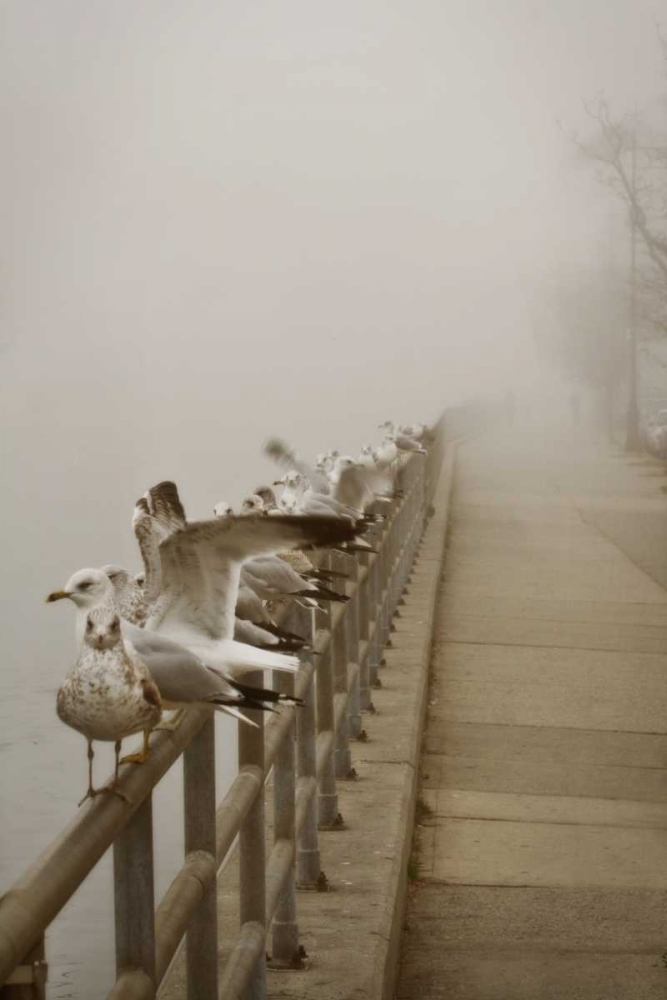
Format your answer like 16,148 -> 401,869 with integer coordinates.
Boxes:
371,441 -> 457,1000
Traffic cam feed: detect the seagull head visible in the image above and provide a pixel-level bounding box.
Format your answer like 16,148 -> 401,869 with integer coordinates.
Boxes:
47,568 -> 115,609
274,470 -> 303,489
83,612 -> 123,651
101,564 -> 132,590
254,485 -> 277,508
240,494 -> 266,516
213,501 -> 234,518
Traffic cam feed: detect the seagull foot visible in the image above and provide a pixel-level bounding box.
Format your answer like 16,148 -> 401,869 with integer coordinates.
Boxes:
155,709 -> 186,732
78,783 -> 132,807
120,748 -> 150,765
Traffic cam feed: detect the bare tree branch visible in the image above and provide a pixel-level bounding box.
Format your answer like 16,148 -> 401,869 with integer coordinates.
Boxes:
567,97 -> 667,285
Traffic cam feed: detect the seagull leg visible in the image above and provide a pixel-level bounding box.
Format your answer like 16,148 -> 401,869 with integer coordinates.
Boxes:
105,740 -> 132,804
78,740 -> 98,806
114,739 -> 122,783
120,729 -> 152,765
154,709 -> 186,732
78,741 -> 131,806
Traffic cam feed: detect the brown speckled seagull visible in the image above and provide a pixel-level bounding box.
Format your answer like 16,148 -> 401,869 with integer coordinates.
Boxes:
48,573 -> 162,806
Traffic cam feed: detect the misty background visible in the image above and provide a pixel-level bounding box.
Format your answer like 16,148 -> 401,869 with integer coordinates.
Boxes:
2,2 -> 666,996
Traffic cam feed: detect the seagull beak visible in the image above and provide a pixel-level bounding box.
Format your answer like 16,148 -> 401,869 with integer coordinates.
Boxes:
46,590 -> 71,603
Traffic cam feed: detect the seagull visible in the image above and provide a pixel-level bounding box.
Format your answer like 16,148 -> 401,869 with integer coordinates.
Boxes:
242,557 -> 349,605
236,582 -> 314,645
264,438 -> 332,495
240,494 -> 267,516
278,547 -> 348,581
331,457 -> 395,515
357,445 -> 378,469
393,432 -> 427,455
101,564 -> 147,626
234,616 -> 309,652
273,471 -> 305,512
51,570 -> 303,738
48,582 -> 162,805
375,436 -> 398,470
213,501 -> 234,518
378,421 -> 428,454
132,481 -> 358,680
400,422 -> 429,442
252,486 -> 280,513
235,584 -> 274,626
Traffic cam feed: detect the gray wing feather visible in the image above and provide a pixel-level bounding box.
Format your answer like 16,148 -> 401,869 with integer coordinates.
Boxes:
264,438 -> 332,495
236,585 -> 271,624
154,514 -> 356,638
333,467 -> 392,512
122,622 -> 238,703
245,556 -> 312,594
234,617 -> 278,646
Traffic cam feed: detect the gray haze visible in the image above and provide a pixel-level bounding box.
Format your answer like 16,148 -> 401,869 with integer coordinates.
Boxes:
1,2 -> 665,996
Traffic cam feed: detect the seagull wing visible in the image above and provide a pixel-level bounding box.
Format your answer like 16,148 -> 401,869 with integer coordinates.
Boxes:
145,480 -> 187,531
301,491 -> 358,521
122,623 -> 258,726
132,481 -> 187,604
264,438 -> 331,494
333,466 -> 393,512
152,514 -> 358,640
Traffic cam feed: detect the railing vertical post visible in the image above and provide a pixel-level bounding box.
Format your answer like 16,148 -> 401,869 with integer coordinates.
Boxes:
113,794 -> 156,990
183,716 -> 218,1000
1,938 -> 47,999
270,669 -> 301,967
370,522 -> 383,679
238,679 -> 267,999
390,500 -> 404,616
316,641 -> 339,827
332,612 -> 352,779
345,556 -> 362,739
297,608 -> 323,884
358,548 -> 372,712
379,509 -> 392,650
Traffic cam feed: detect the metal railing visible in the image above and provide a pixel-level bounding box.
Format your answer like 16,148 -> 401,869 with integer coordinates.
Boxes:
0,412 -> 459,1000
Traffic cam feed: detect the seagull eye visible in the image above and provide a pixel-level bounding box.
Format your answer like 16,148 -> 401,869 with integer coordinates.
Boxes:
79,581 -> 92,591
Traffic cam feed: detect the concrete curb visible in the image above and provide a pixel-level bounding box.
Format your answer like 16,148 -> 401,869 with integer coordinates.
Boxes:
371,441 -> 457,1000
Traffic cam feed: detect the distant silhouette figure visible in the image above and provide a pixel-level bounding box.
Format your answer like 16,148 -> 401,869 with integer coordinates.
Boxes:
504,390 -> 516,426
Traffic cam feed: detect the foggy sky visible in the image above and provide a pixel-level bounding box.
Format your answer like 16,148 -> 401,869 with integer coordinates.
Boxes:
2,0 -> 667,817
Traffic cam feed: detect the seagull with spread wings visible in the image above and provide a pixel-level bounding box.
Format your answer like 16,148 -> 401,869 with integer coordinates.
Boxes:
330,457 -> 396,515
264,437 -> 332,495
132,481 -> 357,679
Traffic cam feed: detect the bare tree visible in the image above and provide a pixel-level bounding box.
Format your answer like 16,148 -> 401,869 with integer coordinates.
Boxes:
570,98 -> 667,288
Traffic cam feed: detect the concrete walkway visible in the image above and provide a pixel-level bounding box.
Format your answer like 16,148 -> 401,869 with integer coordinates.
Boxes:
397,429 -> 667,999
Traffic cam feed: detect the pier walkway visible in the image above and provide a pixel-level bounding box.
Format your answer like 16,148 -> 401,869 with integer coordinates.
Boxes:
397,429 -> 667,999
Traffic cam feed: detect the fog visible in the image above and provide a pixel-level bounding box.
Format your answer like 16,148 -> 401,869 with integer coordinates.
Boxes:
1,1 -> 665,995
